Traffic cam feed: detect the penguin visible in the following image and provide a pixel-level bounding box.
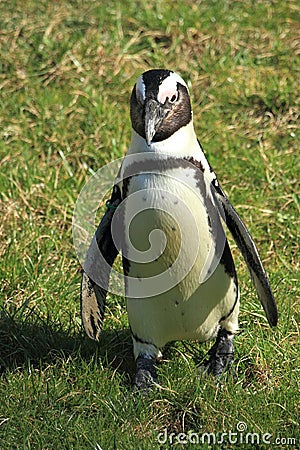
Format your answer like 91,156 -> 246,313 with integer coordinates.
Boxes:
81,69 -> 278,390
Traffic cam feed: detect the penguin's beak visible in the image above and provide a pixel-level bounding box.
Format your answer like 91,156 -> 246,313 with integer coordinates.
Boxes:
144,99 -> 169,146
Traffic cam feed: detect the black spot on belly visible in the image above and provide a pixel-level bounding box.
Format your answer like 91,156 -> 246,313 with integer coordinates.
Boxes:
207,214 -> 212,228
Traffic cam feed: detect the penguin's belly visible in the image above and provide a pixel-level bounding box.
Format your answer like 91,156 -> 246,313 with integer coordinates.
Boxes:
127,265 -> 237,347
122,171 -> 236,347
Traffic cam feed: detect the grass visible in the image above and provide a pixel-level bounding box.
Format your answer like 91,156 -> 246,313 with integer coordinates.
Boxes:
0,0 -> 299,448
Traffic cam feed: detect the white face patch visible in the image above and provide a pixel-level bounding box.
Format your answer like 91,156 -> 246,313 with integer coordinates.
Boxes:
135,75 -> 146,104
157,72 -> 188,105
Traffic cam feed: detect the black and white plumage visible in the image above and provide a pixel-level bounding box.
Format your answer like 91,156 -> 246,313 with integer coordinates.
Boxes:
81,69 -> 277,389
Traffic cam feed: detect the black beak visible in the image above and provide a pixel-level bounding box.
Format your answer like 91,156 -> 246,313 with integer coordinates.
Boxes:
144,99 -> 169,146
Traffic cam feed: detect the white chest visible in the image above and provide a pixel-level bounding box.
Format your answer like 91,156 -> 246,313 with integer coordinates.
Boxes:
121,166 -> 223,299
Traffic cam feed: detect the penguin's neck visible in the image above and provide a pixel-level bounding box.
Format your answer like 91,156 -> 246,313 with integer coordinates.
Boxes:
128,121 -> 202,160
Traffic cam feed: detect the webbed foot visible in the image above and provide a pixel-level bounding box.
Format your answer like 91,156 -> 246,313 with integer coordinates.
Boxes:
133,355 -> 157,391
200,329 -> 235,377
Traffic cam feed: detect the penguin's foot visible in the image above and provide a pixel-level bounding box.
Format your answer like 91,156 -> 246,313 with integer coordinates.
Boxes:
199,329 -> 234,378
133,355 -> 157,391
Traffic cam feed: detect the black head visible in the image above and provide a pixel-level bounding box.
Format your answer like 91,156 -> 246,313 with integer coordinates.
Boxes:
130,69 -> 192,145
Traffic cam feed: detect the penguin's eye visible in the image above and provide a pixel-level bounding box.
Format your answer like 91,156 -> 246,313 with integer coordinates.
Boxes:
169,92 -> 178,103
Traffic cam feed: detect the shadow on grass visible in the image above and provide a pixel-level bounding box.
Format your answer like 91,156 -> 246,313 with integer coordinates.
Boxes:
0,305 -> 211,389
1,307 -> 259,389
0,306 -> 135,386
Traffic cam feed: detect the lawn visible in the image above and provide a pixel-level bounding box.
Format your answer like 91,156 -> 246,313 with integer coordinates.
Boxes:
0,0 -> 299,449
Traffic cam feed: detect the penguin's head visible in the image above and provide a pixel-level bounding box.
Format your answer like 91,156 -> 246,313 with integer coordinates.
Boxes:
130,69 -> 192,146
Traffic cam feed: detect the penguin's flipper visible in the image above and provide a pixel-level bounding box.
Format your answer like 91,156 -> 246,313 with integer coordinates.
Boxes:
81,190 -> 121,340
214,184 -> 278,327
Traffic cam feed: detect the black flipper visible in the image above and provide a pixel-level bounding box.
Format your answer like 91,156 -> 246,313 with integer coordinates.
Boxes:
81,186 -> 121,340
214,182 -> 278,327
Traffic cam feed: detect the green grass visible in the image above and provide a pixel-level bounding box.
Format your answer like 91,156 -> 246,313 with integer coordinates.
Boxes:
0,0 -> 299,448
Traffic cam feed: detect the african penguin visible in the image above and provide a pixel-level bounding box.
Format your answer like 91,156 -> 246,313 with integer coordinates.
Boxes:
81,69 -> 278,390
